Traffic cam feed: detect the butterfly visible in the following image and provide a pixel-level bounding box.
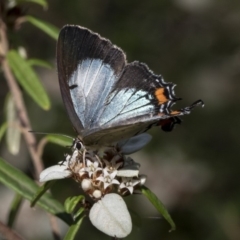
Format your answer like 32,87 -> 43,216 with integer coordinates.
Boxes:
57,25 -> 203,149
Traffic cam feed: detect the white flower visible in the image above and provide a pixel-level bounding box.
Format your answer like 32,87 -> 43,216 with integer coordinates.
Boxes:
92,190 -> 102,199
96,169 -> 120,189
102,157 -> 122,173
39,161 -> 71,182
117,157 -> 140,178
81,179 -> 92,191
39,150 -> 79,182
139,174 -> 147,185
67,149 -> 79,164
80,159 -> 102,177
119,177 -> 140,194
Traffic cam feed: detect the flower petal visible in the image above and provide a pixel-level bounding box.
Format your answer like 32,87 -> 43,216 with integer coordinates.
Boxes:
117,169 -> 139,177
111,179 -> 120,185
127,186 -> 134,194
89,193 -> 132,238
96,176 -> 104,182
109,170 -> 118,179
117,160 -> 140,177
39,165 -> 71,182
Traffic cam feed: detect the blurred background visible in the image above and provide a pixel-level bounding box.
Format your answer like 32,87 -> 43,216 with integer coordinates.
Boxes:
0,0 -> 240,239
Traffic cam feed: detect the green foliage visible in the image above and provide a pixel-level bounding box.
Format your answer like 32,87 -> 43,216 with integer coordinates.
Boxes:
26,16 -> 59,40
5,94 -> 21,155
64,196 -> 85,216
46,134 -> 73,147
0,122 -> 7,142
64,215 -> 85,240
0,158 -> 73,225
27,59 -> 53,69
7,194 -> 23,228
63,196 -> 85,239
141,186 -> 176,231
17,0 -> 48,8
7,50 -> 51,110
31,181 -> 56,207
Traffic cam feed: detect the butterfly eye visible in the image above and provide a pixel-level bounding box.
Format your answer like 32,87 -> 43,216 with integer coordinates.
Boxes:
76,141 -> 83,150
72,138 -> 83,151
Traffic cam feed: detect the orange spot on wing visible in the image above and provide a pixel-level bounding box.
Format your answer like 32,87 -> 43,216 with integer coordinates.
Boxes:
158,110 -> 181,117
169,110 -> 180,116
155,88 -> 168,104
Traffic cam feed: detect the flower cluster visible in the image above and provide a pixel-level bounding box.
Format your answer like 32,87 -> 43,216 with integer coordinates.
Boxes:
39,133 -> 151,238
40,135 -> 149,199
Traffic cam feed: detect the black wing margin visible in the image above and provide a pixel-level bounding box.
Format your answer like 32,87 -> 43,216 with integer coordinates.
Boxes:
57,25 -> 126,135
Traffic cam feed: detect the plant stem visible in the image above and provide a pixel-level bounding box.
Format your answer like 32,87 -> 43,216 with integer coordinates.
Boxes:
0,14 -> 60,240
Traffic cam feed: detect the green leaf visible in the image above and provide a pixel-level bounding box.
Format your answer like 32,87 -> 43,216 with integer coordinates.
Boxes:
141,186 -> 176,231
46,134 -> 73,147
7,194 -> 23,228
26,16 -> 59,40
0,158 -> 73,225
64,195 -> 85,214
27,59 -> 53,69
7,50 -> 51,110
64,196 -> 85,239
0,122 -> 7,142
5,94 -> 21,155
17,0 -> 48,8
74,206 -> 85,220
31,181 -> 56,207
64,215 -> 85,240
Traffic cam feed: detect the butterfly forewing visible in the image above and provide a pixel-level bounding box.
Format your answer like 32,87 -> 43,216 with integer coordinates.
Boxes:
57,25 -> 126,135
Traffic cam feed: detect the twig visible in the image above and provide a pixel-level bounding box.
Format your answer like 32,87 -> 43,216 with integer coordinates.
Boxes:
0,17 -> 61,240
0,221 -> 24,240
0,19 -> 43,176
37,137 -> 48,159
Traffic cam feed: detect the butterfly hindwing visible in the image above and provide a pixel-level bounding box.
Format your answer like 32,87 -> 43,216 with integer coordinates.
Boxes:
98,61 -> 179,127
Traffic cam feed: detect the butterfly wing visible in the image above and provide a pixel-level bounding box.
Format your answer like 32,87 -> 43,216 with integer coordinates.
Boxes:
57,25 -> 126,135
82,62 -> 203,146
57,25 -> 203,147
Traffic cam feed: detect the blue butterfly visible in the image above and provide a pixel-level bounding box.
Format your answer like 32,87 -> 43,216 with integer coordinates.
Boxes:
57,25 -> 203,148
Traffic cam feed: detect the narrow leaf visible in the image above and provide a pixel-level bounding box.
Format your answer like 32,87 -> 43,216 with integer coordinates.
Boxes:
26,16 -> 59,40
31,180 -> 56,207
141,186 -> 176,231
64,195 -> 85,214
64,215 -> 85,240
17,0 -> 48,8
5,94 -> 21,155
7,50 -> 51,110
0,122 -> 7,142
74,207 -> 85,220
7,194 -> 23,228
0,158 -> 73,225
46,134 -> 73,147
27,59 -> 53,69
